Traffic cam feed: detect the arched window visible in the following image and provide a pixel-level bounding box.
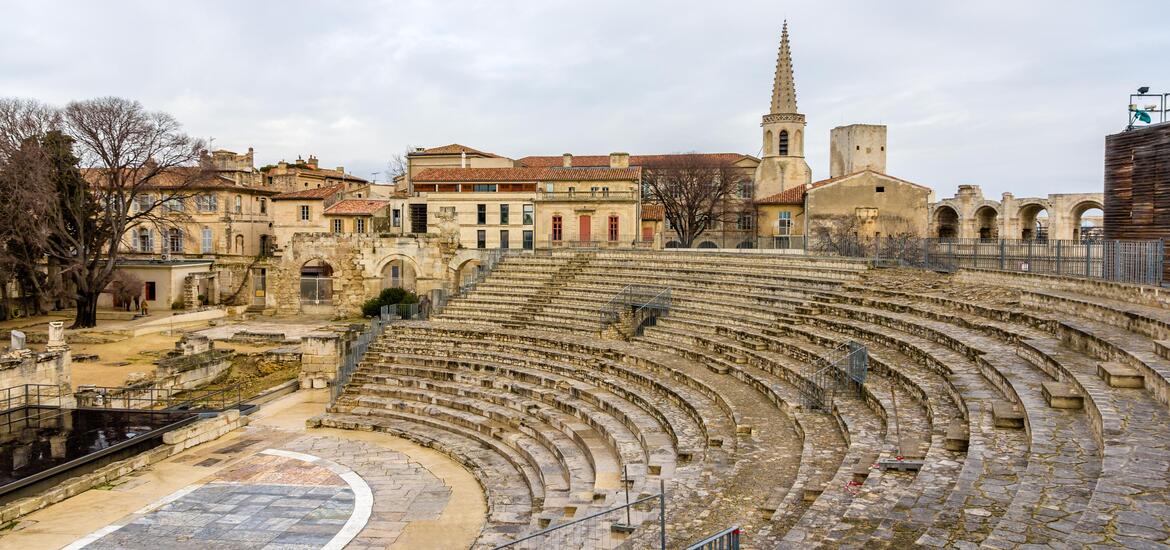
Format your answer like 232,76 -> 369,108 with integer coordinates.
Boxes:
764,130 -> 773,155
552,215 -> 563,242
234,195 -> 242,213
778,130 -> 789,156
235,234 -> 245,254
167,228 -> 184,253
608,215 -> 619,242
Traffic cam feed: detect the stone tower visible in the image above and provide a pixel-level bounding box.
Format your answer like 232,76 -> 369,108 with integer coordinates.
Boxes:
829,124 -> 887,178
753,21 -> 812,199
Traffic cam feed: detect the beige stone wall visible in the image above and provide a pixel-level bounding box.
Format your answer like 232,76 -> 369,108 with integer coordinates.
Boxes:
757,204 -> 806,237
97,262 -> 212,309
272,199 -> 329,249
806,172 -> 931,237
931,185 -> 1105,241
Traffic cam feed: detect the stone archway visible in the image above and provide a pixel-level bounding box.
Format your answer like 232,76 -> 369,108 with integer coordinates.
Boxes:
1070,200 -> 1104,242
1018,202 -> 1050,241
375,254 -> 419,292
299,258 -> 336,316
974,205 -> 999,240
933,205 -> 959,239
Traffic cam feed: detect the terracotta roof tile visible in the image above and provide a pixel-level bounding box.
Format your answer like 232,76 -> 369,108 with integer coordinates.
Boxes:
412,144 -> 501,158
518,153 -> 750,168
413,166 -> 640,182
324,199 -> 391,216
755,183 -> 816,205
641,204 -> 665,221
271,184 -> 345,200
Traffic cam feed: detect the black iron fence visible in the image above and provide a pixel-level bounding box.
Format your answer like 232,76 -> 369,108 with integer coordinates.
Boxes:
330,305 -> 391,406
814,237 -> 1165,287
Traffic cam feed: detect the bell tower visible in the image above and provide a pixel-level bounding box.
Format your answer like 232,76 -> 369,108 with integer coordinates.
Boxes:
754,21 -> 812,199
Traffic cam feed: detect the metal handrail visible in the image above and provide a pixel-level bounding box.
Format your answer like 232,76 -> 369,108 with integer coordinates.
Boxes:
686,525 -> 742,550
492,479 -> 667,549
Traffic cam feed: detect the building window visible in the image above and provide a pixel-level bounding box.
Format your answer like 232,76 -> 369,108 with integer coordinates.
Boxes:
876,186 -> 885,193
500,229 -> 509,249
477,230 -> 486,249
165,197 -> 183,212
523,230 -> 533,250
779,130 -> 789,156
500,204 -> 509,225
739,182 -> 753,199
568,186 -> 575,197
137,228 -> 153,252
137,194 -> 153,212
392,208 -> 401,227
168,228 -> 184,253
737,213 -> 753,231
473,184 -> 497,192
235,234 -> 244,254
332,219 -> 343,233
196,194 -> 217,212
778,211 -> 792,235
409,203 -> 427,233
608,215 -> 619,241
591,186 -> 599,197
355,218 -> 366,233
235,195 -> 242,213
522,204 -> 533,225
259,197 -> 267,214
300,205 -> 310,221
201,227 -> 213,253
477,204 -> 486,225
552,215 -> 563,241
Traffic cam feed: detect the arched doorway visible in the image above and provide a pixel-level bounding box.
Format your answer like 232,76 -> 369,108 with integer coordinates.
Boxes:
697,241 -> 718,249
379,256 -> 417,291
736,240 -> 755,249
1019,203 -> 1049,241
665,241 -> 681,249
934,206 -> 959,239
453,259 -> 482,293
974,206 -> 999,240
300,259 -> 334,306
1071,201 -> 1104,242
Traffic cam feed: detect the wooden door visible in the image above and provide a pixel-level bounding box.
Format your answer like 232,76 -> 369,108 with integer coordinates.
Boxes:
579,215 -> 591,242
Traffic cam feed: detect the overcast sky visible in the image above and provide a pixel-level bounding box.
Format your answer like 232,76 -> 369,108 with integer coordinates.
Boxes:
1,1 -> 1164,198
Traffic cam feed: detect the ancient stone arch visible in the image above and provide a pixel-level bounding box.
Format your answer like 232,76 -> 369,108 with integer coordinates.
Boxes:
931,186 -> 1104,242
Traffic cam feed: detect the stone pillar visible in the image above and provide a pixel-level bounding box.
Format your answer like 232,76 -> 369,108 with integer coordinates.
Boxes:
46,321 -> 67,352
299,333 -> 341,389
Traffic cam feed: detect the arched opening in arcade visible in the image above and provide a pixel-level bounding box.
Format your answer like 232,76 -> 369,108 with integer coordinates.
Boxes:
934,206 -> 959,239
974,206 -> 998,240
697,241 -> 719,249
1019,204 -> 1049,241
380,256 -> 417,292
1071,202 -> 1104,242
300,259 -> 334,306
453,259 -> 483,293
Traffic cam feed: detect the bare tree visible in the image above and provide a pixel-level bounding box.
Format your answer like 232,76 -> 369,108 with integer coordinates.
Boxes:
43,97 -> 206,328
105,270 -> 143,310
0,99 -> 63,319
809,213 -> 920,261
641,154 -> 749,248
387,150 -> 409,181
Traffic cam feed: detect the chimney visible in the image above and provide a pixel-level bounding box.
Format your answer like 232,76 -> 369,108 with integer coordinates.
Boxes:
307,155 -> 319,169
562,153 -> 573,168
336,166 -> 345,175
609,152 -> 629,169
278,160 -> 288,170
461,151 -> 467,168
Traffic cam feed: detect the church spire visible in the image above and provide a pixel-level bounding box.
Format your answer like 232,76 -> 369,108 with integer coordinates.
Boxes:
770,21 -> 798,115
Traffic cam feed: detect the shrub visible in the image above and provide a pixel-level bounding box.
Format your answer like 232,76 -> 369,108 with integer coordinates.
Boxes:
362,288 -> 419,317
171,299 -> 185,310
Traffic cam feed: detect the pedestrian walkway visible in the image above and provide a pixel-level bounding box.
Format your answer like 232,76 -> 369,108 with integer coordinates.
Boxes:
0,390 -> 486,550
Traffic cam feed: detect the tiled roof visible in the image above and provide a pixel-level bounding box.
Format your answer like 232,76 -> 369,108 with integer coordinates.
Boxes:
412,144 -> 501,158
518,153 -> 751,168
755,169 -> 931,205
324,199 -> 391,216
413,166 -> 641,182
271,184 -> 345,200
756,183 -> 816,205
84,167 -> 279,194
641,204 -> 665,221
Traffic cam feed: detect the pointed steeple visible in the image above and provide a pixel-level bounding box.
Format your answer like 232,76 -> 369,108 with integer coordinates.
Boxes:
770,21 -> 798,115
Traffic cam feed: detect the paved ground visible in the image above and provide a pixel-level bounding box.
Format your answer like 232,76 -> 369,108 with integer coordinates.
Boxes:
2,390 -> 486,550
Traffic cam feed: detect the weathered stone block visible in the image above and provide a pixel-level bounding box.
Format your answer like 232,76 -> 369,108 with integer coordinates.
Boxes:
1097,362 -> 1144,389
945,420 -> 970,452
992,401 -> 1025,429
1041,380 -> 1084,409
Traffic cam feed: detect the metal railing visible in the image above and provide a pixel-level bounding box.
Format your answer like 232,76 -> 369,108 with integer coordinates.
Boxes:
492,479 -> 667,549
599,284 -> 673,332
74,384 -> 244,412
686,526 -> 742,550
800,341 -> 868,412
330,306 -> 390,406
537,190 -> 638,200
0,384 -> 62,411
